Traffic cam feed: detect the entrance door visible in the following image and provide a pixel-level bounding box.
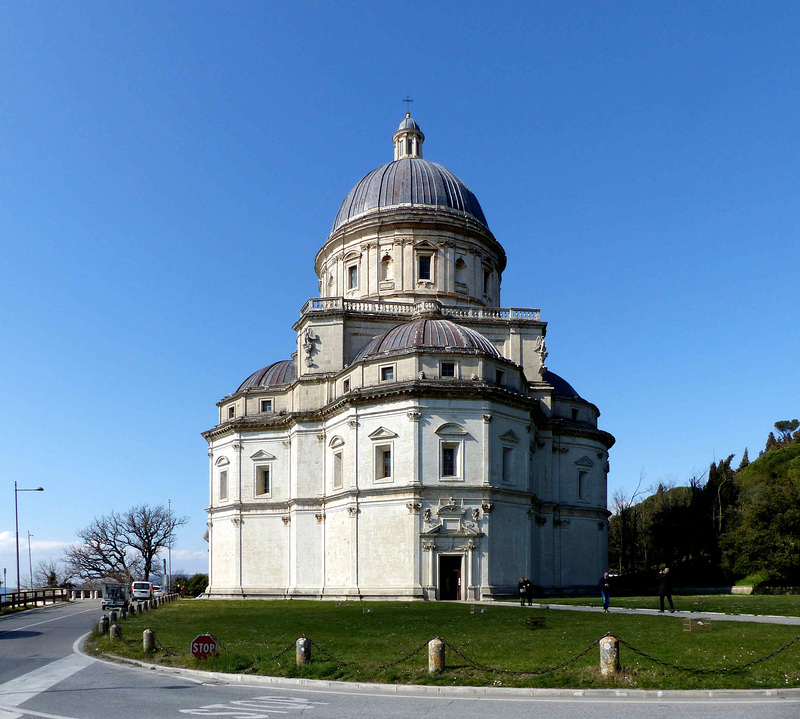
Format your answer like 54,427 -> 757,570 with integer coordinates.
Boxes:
439,555 -> 462,600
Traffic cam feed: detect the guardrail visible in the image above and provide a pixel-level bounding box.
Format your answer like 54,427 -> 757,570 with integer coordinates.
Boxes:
0,588 -> 70,610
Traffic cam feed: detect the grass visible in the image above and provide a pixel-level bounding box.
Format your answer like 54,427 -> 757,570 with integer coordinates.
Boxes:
84,598 -> 800,689
545,594 -> 800,617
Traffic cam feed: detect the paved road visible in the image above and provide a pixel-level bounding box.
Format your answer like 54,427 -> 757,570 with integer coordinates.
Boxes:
1,600 -> 800,719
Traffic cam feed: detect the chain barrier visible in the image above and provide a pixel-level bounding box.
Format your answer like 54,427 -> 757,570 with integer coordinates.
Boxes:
443,636 -> 602,675
376,639 -> 432,668
154,635 -> 180,657
265,641 -> 297,662
616,633 -> 800,675
306,637 -> 353,666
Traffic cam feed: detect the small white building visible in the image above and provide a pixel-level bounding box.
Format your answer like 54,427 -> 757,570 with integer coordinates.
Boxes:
203,114 -> 614,600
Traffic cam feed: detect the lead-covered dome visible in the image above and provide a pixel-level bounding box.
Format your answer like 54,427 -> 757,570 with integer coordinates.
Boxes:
332,159 -> 488,233
331,113 -> 488,234
237,359 -> 296,391
354,318 -> 501,362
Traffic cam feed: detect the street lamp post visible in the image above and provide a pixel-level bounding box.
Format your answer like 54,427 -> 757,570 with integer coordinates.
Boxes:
14,482 -> 43,594
27,532 -> 34,590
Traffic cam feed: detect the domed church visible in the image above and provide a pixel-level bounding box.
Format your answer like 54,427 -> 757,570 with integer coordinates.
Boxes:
203,114 -> 615,600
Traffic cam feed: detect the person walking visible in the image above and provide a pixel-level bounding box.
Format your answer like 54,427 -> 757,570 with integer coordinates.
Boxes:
599,571 -> 611,613
658,567 -> 675,612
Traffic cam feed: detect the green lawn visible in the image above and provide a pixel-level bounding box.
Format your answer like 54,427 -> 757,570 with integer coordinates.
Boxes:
86,598 -> 800,689
544,594 -> 800,617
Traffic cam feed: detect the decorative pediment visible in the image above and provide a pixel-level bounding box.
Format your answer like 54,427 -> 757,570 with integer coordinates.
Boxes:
575,456 -> 595,468
499,430 -> 520,443
414,239 -> 436,251
368,427 -> 398,440
435,422 -> 467,436
250,450 -> 276,461
343,249 -> 361,261
214,456 -> 230,467
328,435 -> 345,449
436,497 -> 465,517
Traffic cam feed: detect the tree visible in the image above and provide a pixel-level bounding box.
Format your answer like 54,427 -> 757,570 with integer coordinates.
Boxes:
737,448 -> 750,471
66,503 -> 187,582
33,559 -> 74,589
608,471 -> 646,575
66,512 -> 143,583
774,419 -> 800,446
118,504 -> 188,580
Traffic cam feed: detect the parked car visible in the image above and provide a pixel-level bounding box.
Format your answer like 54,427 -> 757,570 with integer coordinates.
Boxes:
130,581 -> 153,600
101,583 -> 129,611
152,585 -> 164,598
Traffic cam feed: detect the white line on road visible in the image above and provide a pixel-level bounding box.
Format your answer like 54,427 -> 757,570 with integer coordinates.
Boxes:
0,653 -> 95,717
0,606 -> 98,636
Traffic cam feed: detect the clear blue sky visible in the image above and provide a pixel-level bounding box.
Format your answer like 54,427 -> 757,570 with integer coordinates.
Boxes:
2,2 -> 798,587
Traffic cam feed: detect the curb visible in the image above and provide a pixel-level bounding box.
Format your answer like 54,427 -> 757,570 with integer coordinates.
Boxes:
77,639 -> 800,702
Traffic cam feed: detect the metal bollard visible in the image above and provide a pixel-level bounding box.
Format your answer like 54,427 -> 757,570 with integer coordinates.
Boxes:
599,635 -> 620,678
428,636 -> 445,674
109,624 -> 121,640
296,635 -> 311,667
99,615 -> 109,634
143,628 -> 155,652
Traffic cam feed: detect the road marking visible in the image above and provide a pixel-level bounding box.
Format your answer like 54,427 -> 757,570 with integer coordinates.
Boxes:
0,653 -> 95,718
0,606 -> 98,636
180,695 -> 328,718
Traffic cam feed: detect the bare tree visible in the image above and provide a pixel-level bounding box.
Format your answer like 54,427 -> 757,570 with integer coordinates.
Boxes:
33,559 -> 74,588
608,471 -> 646,575
65,511 -> 143,583
119,504 -> 188,581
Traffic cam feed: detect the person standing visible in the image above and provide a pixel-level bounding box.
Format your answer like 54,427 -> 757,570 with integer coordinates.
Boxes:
658,567 -> 675,612
599,571 -> 611,613
518,577 -> 526,606
524,577 -> 534,606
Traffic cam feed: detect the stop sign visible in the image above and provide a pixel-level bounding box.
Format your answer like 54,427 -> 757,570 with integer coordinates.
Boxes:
191,633 -> 217,659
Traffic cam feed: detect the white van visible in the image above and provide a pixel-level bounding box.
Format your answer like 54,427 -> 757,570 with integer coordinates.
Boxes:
130,581 -> 153,600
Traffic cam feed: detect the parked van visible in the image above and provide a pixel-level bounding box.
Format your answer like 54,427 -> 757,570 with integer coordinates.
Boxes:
101,583 -> 129,611
130,581 -> 153,600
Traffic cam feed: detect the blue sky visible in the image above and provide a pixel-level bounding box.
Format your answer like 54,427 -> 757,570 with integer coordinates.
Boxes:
2,2 -> 798,588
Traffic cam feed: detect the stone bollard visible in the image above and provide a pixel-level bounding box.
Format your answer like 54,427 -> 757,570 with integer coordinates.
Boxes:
120,607 -> 127,620
143,628 -> 155,652
140,601 -> 147,612
428,636 -> 445,674
599,635 -> 620,678
128,603 -> 136,616
109,624 -> 121,640
109,611 -> 118,624
296,635 -> 311,667
99,615 -> 109,634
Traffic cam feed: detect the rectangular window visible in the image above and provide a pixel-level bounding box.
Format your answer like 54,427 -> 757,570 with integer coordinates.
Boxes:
495,369 -> 505,386
442,445 -> 457,477
219,470 -> 228,500
333,451 -> 343,489
227,405 -> 235,419
257,467 -> 271,496
381,365 -> 395,382
342,379 -> 350,393
502,447 -> 513,484
348,264 -> 358,290
376,446 -> 392,480
418,255 -> 432,280
483,268 -> 491,294
261,399 -> 273,413
440,362 -> 456,378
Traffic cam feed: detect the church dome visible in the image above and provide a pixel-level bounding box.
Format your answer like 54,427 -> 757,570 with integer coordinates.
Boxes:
331,114 -> 488,234
542,370 -> 583,400
354,318 -> 501,362
237,359 -> 296,391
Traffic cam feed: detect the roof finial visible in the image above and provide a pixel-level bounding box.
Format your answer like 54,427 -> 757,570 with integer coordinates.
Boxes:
402,95 -> 414,116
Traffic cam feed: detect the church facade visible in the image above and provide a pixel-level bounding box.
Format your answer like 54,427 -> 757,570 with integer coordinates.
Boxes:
203,114 -> 614,600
